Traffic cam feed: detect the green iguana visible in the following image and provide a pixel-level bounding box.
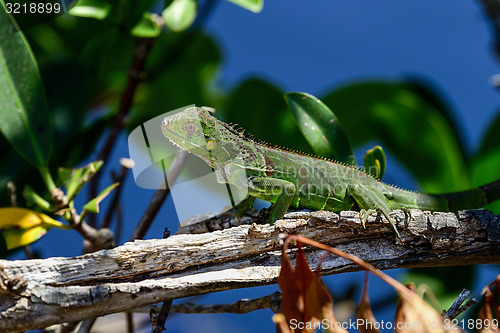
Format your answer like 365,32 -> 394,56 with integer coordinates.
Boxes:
161,107 -> 500,237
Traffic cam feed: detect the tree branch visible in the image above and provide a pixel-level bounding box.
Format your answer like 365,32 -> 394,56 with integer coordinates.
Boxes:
1,209 -> 500,332
88,37 -> 155,228
133,292 -> 282,314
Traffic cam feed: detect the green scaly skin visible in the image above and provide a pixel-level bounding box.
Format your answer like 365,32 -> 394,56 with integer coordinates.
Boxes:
161,107 -> 500,238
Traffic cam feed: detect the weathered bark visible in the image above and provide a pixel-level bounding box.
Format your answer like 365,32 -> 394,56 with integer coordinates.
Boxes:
1,209 -> 500,332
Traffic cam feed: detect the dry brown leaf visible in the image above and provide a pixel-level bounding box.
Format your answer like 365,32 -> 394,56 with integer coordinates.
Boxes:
277,242 -> 305,327
477,276 -> 500,333
274,313 -> 292,333
357,272 -> 379,333
395,283 -> 462,333
276,241 -> 347,333
478,289 -> 496,333
280,235 -> 465,333
305,273 -> 347,333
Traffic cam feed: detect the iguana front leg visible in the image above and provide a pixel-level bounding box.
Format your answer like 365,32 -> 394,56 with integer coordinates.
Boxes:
232,196 -> 256,218
348,184 -> 401,238
247,177 -> 296,224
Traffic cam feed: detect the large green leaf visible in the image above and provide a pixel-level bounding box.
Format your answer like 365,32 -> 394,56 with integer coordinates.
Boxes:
470,149 -> 500,214
477,109 -> 500,156
401,78 -> 467,156
471,110 -> 500,214
322,81 -> 469,192
284,92 -> 356,165
0,4 -> 53,167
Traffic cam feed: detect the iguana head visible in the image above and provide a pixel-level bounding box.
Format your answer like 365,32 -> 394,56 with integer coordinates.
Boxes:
161,107 -> 243,167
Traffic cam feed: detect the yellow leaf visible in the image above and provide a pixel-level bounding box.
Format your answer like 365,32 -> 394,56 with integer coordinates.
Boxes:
0,207 -> 69,249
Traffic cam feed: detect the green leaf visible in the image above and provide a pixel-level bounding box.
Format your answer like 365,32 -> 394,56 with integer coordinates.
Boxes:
322,81 -> 469,192
130,12 -> 162,37
284,92 -> 356,165
0,3 -> 53,168
83,182 -> 119,214
23,185 -> 54,211
363,145 -> 386,180
401,79 -> 466,156
162,0 -> 197,32
58,161 -> 104,202
478,109 -> 500,156
69,0 -> 113,20
471,149 -> 500,214
472,109 -> 500,214
226,0 -> 263,13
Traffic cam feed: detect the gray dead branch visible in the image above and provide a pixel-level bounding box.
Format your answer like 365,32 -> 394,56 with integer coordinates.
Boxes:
1,209 -> 500,332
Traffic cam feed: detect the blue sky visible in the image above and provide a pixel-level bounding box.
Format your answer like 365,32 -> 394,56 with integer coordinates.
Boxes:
21,1 -> 500,332
207,0 -> 499,151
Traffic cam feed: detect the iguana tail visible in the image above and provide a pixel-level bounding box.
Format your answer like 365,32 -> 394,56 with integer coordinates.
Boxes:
432,179 -> 500,211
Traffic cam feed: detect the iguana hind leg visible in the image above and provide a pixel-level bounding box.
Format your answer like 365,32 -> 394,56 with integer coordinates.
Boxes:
348,184 -> 401,239
247,177 -> 296,224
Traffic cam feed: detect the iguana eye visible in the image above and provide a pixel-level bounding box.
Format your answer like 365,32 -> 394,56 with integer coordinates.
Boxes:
206,140 -> 216,150
183,121 -> 199,134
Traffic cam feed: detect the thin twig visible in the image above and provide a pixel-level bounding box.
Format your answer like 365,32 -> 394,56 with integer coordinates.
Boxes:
442,289 -> 477,319
129,149 -> 189,241
88,37 -> 156,228
443,289 -> 470,317
7,181 -> 16,207
115,202 -> 124,244
101,158 -> 134,229
126,312 -> 134,333
150,300 -> 172,333
149,222 -> 173,333
479,0 -> 500,63
131,292 -> 282,315
76,317 -> 97,333
47,188 -> 112,251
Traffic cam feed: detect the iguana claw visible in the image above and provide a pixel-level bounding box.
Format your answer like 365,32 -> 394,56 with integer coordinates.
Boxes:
359,209 -> 376,228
